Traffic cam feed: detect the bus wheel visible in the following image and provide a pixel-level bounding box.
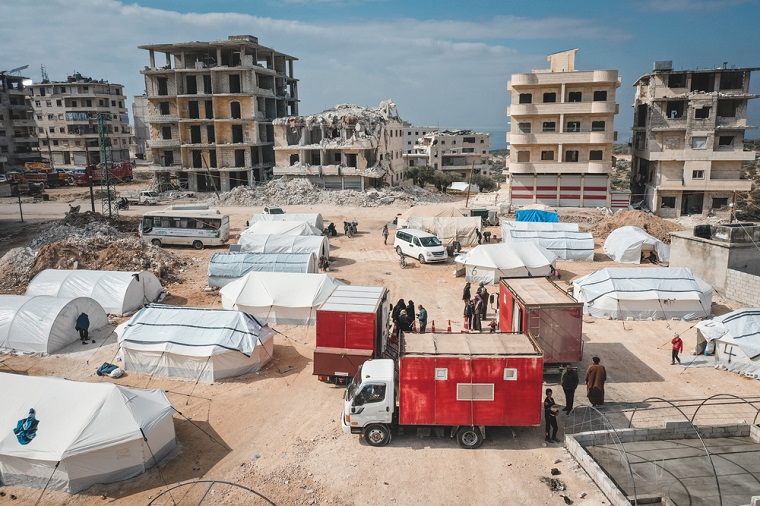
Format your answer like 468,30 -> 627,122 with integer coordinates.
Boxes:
151,239 -> 162,247
193,240 -> 204,250
364,424 -> 391,447
456,427 -> 483,449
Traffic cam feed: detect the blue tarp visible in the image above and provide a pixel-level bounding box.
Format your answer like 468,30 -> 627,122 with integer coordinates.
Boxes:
516,210 -> 558,223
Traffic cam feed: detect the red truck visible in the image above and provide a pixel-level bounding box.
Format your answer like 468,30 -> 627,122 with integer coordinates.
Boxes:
342,332 -> 544,448
314,285 -> 389,384
499,277 -> 583,368
73,161 -> 133,186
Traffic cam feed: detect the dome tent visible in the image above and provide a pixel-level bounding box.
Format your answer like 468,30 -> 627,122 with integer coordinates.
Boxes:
454,243 -> 557,284
249,213 -> 324,231
208,252 -> 317,288
0,295 -> 108,353
242,221 -> 321,236
695,308 -> 760,379
237,234 -> 330,259
603,226 -> 670,264
26,269 -> 164,315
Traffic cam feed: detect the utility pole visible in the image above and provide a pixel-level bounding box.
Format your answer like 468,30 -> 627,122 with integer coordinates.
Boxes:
98,113 -> 117,218
85,143 -> 95,213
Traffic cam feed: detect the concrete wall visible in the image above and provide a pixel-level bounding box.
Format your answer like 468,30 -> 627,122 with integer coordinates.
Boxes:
670,232 -> 731,290
725,270 -> 760,306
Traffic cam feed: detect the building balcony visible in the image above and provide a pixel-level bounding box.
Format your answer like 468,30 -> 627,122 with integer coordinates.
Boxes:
146,115 -> 180,123
507,131 -> 616,145
508,70 -> 620,88
9,104 -> 32,111
641,149 -> 755,161
508,101 -> 618,116
655,179 -> 753,192
508,161 -> 612,174
146,139 -> 180,148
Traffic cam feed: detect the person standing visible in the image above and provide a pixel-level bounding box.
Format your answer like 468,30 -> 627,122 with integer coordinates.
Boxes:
75,312 -> 90,345
462,282 -> 471,307
544,388 -> 560,443
464,300 -> 474,330
406,300 -> 416,329
480,285 -> 489,319
472,294 -> 482,332
382,224 -> 389,245
560,364 -> 579,414
671,333 -> 683,365
417,304 -> 428,334
585,356 -> 607,406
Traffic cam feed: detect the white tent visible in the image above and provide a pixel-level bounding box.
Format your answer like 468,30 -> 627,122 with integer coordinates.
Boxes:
501,221 -> 579,232
25,269 -> 164,315
208,252 -> 317,288
604,226 -> 671,264
503,229 -> 594,261
0,373 -> 175,493
117,305 -> 275,381
398,205 -> 465,221
220,272 -> 343,325
397,216 -> 481,246
447,182 -> 479,193
249,213 -> 324,231
242,221 -> 321,236
0,295 -> 108,353
573,267 -> 712,320
454,243 -> 557,284
237,234 -> 330,259
695,308 -> 760,379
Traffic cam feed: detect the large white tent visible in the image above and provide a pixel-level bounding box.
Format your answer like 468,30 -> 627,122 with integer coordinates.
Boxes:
397,217 -> 481,246
208,252 -> 317,288
604,226 -> 670,264
249,213 -> 324,231
695,308 -> 760,379
220,272 -> 342,325
242,221 -> 321,237
0,373 -> 175,493
454,243 -> 557,284
573,267 -> 712,320
118,305 -> 275,381
398,205 -> 465,221
237,234 -> 330,259
503,229 -> 594,261
25,269 -> 164,315
0,295 -> 108,353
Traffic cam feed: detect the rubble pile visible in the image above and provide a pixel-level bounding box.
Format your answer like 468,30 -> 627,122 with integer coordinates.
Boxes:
209,178 -> 455,207
591,210 -> 687,243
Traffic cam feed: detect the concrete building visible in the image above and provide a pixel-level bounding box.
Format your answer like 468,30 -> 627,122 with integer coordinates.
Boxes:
131,95 -> 150,161
272,100 -> 405,189
507,49 -> 620,207
139,35 -> 299,192
28,73 -> 130,167
402,126 -> 437,155
0,73 -> 41,171
404,130 -> 491,177
630,62 -> 758,217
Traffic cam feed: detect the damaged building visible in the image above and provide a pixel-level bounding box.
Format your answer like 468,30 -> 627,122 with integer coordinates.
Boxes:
507,49 -> 620,207
0,72 -> 40,171
630,62 -> 758,217
272,100 -> 405,189
139,35 -> 299,191
404,130 -> 491,178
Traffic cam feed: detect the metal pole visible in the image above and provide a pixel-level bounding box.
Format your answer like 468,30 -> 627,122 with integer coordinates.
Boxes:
85,143 -> 95,213
17,191 -> 23,222
465,161 -> 474,208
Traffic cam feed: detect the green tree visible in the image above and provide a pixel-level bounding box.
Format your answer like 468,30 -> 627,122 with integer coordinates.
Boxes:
470,174 -> 498,192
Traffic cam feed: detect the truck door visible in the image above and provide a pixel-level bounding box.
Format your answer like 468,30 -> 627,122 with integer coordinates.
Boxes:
351,382 -> 392,426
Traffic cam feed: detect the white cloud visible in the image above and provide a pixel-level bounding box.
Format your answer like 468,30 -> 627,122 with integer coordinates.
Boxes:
638,0 -> 758,11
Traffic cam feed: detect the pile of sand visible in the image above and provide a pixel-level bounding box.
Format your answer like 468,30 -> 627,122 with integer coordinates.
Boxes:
591,210 -> 687,243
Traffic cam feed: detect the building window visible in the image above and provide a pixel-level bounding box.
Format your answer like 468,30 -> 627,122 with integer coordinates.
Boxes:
59,127 -> 65,133
518,123 -> 531,133
235,149 -> 245,167
589,150 -> 603,161
591,121 -> 606,132
542,122 -> 556,132
692,170 -> 705,179
157,78 -> 168,96
661,196 -> 676,208
691,137 -> 707,149
503,368 -> 518,381
541,151 -> 554,161
566,121 -> 580,132
543,92 -> 556,103
718,136 -> 734,147
35,100 -> 40,107
45,100 -> 52,107
229,75 -> 241,93
86,99 -> 92,107
568,91 -> 582,102
517,151 -> 530,162
667,101 -> 685,118
565,150 -> 579,162
435,368 -> 448,380
720,72 -> 744,90
668,74 -> 687,88
230,101 -> 241,119
518,93 -> 532,104
207,125 -> 215,143
232,125 -> 244,143
712,197 -> 729,209
717,99 -> 738,118
188,101 -> 199,119
593,90 -> 607,101
111,100 -> 116,107
159,102 -> 170,115
56,100 -> 62,107
695,106 -> 711,119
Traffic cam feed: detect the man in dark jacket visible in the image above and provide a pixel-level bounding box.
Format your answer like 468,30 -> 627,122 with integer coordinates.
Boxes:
75,312 -> 90,345
560,364 -> 579,414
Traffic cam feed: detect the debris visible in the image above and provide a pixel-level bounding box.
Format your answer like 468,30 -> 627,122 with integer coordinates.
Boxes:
578,492 -> 587,498
554,459 -> 562,464
540,476 -> 566,491
561,494 -> 574,504
591,210 -> 686,244
551,468 -> 561,475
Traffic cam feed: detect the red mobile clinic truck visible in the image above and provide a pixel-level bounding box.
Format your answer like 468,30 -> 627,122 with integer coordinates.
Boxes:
314,285 -> 389,384
342,332 -> 543,448
499,277 -> 583,368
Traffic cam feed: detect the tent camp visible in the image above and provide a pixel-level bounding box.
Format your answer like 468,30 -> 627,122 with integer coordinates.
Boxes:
695,308 -> 760,379
503,229 -> 594,261
249,213 -> 324,231
118,305 -> 275,381
0,295 -> 108,353
242,221 -> 321,236
25,269 -> 164,315
454,243 -> 557,283
397,217 -> 481,246
238,234 -> 330,259
0,373 -> 175,493
220,272 -> 342,325
604,226 -> 671,264
573,267 -> 712,320
208,252 -> 317,288
516,210 -> 558,222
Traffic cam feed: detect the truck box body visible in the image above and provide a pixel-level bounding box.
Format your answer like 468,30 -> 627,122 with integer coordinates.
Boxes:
398,333 -> 543,427
499,277 -> 583,365
314,285 -> 389,378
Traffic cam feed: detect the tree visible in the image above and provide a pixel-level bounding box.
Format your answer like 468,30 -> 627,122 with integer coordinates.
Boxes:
406,165 -> 437,187
470,174 -> 499,192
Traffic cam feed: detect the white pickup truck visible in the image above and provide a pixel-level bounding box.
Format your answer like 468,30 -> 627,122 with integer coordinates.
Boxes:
123,190 -> 160,205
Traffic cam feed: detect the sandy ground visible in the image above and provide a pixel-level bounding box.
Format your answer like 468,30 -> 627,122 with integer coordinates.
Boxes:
1,185 -> 759,506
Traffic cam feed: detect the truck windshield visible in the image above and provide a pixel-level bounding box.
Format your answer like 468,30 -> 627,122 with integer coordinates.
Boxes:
419,236 -> 442,247
346,368 -> 363,401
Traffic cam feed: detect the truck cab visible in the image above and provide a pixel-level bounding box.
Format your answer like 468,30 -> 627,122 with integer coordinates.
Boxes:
342,359 -> 395,446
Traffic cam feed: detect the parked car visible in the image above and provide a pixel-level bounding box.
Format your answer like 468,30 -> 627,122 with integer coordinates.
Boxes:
264,206 -> 285,214
394,228 -> 447,264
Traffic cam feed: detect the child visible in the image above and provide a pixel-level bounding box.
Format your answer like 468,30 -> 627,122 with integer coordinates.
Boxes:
671,333 -> 683,365
544,389 -> 560,443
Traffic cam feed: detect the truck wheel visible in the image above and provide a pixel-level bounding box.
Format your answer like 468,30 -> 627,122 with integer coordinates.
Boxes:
151,239 -> 162,247
456,427 -> 483,449
418,254 -> 426,264
193,240 -> 204,250
364,424 -> 391,447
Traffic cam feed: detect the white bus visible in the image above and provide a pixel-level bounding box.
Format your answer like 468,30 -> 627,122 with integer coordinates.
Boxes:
140,208 -> 230,249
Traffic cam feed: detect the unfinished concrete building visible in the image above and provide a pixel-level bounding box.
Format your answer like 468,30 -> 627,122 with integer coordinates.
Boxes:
507,49 -> 620,207
272,101 -> 405,189
402,126 -> 438,155
140,35 -> 298,191
28,74 -> 130,167
630,62 -> 758,217
131,95 -> 150,161
404,130 -> 491,177
0,73 -> 42,172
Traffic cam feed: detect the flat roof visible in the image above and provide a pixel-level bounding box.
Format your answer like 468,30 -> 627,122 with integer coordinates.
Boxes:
502,277 -> 581,306
319,285 -> 386,313
402,332 -> 540,357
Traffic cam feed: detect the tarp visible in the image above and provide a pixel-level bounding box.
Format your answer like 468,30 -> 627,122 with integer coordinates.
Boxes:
25,269 -> 164,315
454,243 -> 557,284
249,213 -> 324,231
208,252 -> 317,288
0,373 -> 175,493
242,221 -> 321,236
573,267 -> 712,320
447,182 -> 479,193
396,217 -> 481,246
516,210 -> 558,222
501,221 -> 579,232
398,205 -> 465,221
238,234 -> 330,259
503,229 -> 594,261
695,308 -> 760,379
0,295 -> 108,353
604,226 -> 671,264
220,272 -> 343,325
117,305 -> 275,381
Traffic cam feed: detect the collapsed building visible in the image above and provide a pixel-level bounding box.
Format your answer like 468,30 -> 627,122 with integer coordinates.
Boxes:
272,100 -> 406,189
403,129 -> 492,178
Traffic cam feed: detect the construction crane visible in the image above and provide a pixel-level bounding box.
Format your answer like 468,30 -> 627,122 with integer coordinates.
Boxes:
98,113 -> 118,218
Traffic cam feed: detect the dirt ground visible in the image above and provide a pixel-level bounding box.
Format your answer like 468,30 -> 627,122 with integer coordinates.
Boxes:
1,185 -> 759,506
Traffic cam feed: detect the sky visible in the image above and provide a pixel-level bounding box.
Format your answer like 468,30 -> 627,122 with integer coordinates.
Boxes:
2,0 -> 760,150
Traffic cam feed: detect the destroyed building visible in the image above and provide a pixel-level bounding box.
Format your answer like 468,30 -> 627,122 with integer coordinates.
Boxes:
404,130 -> 492,177
0,72 -> 40,171
139,35 -> 299,191
630,61 -> 758,217
272,101 -> 405,189
507,49 -> 620,207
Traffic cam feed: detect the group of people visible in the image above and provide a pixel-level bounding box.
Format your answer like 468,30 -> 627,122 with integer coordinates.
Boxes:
390,299 -> 428,337
318,255 -> 330,272
462,282 -> 490,331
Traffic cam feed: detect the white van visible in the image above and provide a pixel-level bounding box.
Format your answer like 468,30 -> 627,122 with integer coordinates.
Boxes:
394,228 -> 447,263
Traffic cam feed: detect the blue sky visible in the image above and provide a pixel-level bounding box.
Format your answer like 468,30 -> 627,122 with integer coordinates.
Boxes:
3,0 -> 759,149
